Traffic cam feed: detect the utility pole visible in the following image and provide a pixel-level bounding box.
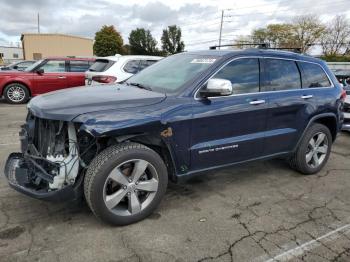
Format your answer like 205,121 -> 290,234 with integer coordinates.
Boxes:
37,13 -> 40,34
218,10 -> 224,50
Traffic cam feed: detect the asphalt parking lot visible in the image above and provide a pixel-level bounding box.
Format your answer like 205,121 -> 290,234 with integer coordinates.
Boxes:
0,100 -> 350,262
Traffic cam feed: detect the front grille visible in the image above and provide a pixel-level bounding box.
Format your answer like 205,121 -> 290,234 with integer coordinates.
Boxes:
25,111 -> 68,158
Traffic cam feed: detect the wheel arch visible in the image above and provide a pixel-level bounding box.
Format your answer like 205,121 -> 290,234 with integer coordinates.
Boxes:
2,81 -> 31,97
91,133 -> 177,182
122,134 -> 177,182
294,113 -> 338,152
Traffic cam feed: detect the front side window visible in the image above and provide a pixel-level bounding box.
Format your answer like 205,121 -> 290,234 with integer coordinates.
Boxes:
69,60 -> 90,72
265,59 -> 301,91
39,60 -> 66,73
123,60 -> 140,74
299,62 -> 331,88
213,58 -> 260,95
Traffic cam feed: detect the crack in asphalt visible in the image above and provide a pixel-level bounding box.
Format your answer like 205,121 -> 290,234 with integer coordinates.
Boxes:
197,176 -> 350,262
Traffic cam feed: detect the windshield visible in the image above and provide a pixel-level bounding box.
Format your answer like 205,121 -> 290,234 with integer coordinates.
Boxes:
24,60 -> 43,72
126,53 -> 219,94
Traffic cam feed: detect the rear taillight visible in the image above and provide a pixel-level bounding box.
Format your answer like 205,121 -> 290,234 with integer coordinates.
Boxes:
92,75 -> 117,83
341,88 -> 347,101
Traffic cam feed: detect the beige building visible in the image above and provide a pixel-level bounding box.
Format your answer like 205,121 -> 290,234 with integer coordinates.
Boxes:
21,33 -> 93,60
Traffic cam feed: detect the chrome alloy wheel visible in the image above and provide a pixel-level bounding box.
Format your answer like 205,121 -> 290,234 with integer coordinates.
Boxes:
306,132 -> 329,168
103,159 -> 159,216
7,85 -> 25,102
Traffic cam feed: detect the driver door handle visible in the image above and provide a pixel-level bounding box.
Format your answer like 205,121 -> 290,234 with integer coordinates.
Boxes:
249,99 -> 266,105
301,95 -> 313,99
57,76 -> 66,79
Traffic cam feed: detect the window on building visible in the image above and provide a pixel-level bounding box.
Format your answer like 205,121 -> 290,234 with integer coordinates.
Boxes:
213,58 -> 260,94
0,53 -> 4,58
299,62 -> 331,88
13,53 -> 19,58
33,53 -> 42,60
265,59 -> 301,91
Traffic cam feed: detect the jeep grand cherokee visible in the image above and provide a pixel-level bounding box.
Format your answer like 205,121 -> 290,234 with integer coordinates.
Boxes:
4,49 -> 346,225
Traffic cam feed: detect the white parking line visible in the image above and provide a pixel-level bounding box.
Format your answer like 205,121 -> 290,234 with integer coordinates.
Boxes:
264,224 -> 350,262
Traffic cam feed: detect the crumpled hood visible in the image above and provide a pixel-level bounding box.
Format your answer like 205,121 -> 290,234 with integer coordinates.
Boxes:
28,84 -> 166,121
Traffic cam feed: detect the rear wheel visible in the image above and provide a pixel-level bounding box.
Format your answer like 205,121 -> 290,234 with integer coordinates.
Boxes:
289,123 -> 332,174
84,142 -> 168,225
4,83 -> 30,104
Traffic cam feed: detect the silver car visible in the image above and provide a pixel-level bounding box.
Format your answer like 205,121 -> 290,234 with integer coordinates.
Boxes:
343,87 -> 350,131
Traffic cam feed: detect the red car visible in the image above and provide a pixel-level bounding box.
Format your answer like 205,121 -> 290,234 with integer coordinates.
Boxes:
0,57 -> 95,104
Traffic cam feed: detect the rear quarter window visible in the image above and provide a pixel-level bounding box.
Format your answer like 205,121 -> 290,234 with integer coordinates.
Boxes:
89,59 -> 114,72
123,60 -> 140,74
299,62 -> 332,88
69,60 -> 91,72
139,60 -> 158,71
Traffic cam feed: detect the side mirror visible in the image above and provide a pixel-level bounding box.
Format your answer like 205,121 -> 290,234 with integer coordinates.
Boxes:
36,68 -> 44,75
199,78 -> 233,98
13,65 -> 18,69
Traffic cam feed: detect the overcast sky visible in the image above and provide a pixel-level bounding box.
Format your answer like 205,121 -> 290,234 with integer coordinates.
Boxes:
0,0 -> 349,52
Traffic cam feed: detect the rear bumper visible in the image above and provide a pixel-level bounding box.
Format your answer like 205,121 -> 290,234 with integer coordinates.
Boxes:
4,153 -> 83,202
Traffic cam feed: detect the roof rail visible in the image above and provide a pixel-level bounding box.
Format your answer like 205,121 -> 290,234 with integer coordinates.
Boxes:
209,43 -> 302,53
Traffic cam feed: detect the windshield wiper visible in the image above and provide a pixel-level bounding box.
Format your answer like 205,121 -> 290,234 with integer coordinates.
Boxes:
127,82 -> 152,91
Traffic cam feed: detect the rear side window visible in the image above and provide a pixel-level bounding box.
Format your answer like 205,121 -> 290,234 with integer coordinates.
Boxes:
213,58 -> 260,95
123,60 -> 140,74
139,60 -> 158,71
265,59 -> 301,91
69,60 -> 90,72
89,59 -> 114,72
299,62 -> 331,88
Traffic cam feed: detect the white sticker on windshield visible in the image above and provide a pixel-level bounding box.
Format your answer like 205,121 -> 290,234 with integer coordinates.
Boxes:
190,58 -> 216,64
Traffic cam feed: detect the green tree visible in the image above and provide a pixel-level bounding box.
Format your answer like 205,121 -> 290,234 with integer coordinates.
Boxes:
321,15 -> 350,56
93,25 -> 124,56
251,24 -> 296,48
128,28 -> 159,55
292,15 -> 325,53
161,25 -> 185,55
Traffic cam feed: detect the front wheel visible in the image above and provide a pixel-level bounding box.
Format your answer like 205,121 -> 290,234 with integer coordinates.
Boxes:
84,142 -> 168,225
4,83 -> 30,104
289,123 -> 332,174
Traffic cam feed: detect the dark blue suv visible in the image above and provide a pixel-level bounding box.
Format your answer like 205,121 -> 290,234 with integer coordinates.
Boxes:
4,49 -> 346,225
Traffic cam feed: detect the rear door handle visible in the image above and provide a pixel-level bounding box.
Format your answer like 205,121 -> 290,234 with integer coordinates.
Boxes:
249,99 -> 266,105
57,76 -> 66,79
301,95 -> 313,99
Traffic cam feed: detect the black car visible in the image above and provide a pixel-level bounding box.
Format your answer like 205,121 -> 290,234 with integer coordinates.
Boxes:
4,49 -> 346,225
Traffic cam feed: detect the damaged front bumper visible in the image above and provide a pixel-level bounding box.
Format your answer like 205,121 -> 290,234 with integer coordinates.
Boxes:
3,111 -> 85,202
4,153 -> 83,201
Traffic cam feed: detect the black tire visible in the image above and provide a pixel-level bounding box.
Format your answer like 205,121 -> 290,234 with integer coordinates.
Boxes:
289,123 -> 332,175
3,83 -> 30,104
84,142 -> 168,226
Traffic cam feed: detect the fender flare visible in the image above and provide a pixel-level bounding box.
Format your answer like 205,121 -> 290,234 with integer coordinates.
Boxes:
293,113 -> 338,152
